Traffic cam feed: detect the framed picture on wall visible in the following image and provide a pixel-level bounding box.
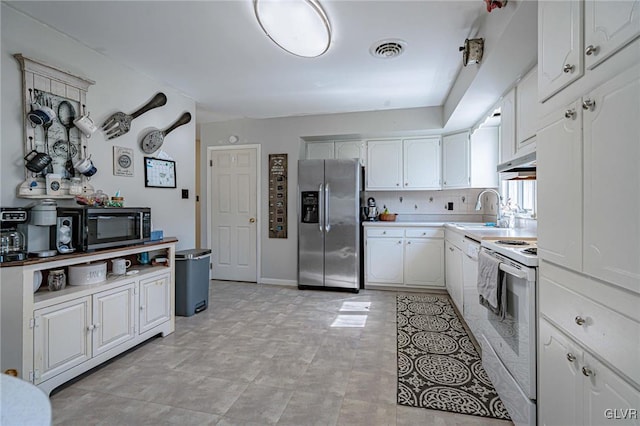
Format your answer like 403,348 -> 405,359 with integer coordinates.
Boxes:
144,157 -> 176,188
113,146 -> 134,177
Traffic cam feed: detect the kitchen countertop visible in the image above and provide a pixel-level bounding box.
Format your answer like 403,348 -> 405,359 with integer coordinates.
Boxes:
362,220 -> 536,241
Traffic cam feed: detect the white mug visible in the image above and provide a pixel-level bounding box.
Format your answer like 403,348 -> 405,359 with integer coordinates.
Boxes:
111,258 -> 131,275
73,114 -> 98,138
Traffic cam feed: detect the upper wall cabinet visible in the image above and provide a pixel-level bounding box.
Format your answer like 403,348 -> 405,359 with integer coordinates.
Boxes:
538,1 -> 584,102
306,140 -> 365,165
366,137 -> 441,191
15,54 -> 95,199
538,0 -> 640,102
500,67 -> 538,164
443,129 -> 499,190
442,132 -> 469,189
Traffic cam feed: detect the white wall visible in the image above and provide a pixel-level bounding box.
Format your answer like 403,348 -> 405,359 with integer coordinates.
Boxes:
1,5 -> 197,250
200,107 -> 448,284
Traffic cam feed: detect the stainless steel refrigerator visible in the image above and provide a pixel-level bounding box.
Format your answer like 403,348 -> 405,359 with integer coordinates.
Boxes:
298,159 -> 360,292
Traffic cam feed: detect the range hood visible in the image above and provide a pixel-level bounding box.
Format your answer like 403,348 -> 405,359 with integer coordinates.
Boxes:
497,151 -> 536,180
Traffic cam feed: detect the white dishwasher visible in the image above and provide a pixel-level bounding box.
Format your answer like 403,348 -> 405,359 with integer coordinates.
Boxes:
461,237 -> 483,342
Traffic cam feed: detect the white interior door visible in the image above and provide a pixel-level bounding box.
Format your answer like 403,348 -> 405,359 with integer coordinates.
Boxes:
210,148 -> 258,282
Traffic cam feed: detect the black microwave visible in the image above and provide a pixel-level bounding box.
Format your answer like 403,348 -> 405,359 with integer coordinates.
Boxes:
57,206 -> 151,252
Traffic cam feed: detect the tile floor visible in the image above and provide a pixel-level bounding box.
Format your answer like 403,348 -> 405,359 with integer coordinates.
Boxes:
50,281 -> 514,426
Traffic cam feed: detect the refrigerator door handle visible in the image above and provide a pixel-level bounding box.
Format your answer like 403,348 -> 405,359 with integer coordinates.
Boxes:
325,183 -> 331,232
318,183 -> 324,233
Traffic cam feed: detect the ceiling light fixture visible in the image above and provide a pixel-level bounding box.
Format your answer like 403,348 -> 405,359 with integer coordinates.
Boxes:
254,0 -> 332,58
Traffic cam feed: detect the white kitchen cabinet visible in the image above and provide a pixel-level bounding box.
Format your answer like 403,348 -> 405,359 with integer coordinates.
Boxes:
538,0 -> 584,101
584,0 -> 640,71
92,283 -> 136,357
442,132 -> 470,189
499,88 -> 516,163
539,318 -> 583,426
0,239 -> 176,395
444,240 -> 463,312
306,140 -> 365,165
470,127 -> 499,188
306,142 -> 335,160
33,297 -> 91,385
365,235 -> 404,284
537,100 -> 583,272
405,238 -> 444,287
366,139 -> 403,189
583,66 -> 639,293
139,274 -> 171,334
539,318 -> 640,426
516,67 -> 538,149
366,137 -> 441,190
365,226 -> 443,289
335,141 -> 364,164
34,282 -> 136,384
403,137 -> 441,190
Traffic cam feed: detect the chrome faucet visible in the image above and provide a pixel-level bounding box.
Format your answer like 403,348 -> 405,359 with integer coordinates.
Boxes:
475,189 -> 503,225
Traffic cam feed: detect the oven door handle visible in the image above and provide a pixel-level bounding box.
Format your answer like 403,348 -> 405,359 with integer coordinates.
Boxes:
499,263 -> 527,280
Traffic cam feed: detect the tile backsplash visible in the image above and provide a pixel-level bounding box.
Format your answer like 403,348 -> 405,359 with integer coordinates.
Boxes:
365,189 -> 492,216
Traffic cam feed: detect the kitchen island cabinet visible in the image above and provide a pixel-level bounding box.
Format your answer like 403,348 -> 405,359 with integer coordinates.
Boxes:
0,239 -> 176,395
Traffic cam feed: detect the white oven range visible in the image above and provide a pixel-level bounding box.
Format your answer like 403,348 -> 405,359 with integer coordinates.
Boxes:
478,238 -> 538,426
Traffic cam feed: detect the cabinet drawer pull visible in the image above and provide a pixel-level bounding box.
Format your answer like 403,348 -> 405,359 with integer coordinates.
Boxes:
563,63 -> 575,73
575,316 -> 586,326
564,109 -> 576,119
566,353 -> 576,362
585,45 -> 598,56
582,366 -> 594,377
582,99 -> 596,111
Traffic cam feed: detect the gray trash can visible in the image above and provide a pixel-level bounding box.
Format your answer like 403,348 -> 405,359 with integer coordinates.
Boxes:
175,248 -> 212,316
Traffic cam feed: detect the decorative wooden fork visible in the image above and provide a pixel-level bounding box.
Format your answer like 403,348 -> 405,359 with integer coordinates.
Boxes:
101,92 -> 167,140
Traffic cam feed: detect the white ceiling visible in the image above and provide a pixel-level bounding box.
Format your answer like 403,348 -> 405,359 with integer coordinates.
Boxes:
7,1 -> 489,124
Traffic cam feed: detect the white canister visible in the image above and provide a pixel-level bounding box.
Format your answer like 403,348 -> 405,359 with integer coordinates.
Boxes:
68,262 -> 107,286
45,174 -> 62,196
30,199 -> 57,226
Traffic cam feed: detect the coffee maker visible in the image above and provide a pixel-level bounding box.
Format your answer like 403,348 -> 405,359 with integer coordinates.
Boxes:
24,199 -> 60,258
362,197 -> 379,221
0,207 -> 28,263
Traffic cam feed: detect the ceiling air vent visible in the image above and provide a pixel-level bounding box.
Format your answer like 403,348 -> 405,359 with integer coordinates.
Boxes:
370,40 -> 406,59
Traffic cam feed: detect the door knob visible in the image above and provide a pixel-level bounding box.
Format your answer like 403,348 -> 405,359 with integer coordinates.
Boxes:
249,218 -> 256,223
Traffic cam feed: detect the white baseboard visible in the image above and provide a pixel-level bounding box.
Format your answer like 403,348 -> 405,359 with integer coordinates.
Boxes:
259,278 -> 298,287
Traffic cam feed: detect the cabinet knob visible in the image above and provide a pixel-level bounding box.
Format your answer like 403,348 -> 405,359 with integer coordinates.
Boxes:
407,241 -> 412,245
582,366 -> 594,377
564,109 -> 576,119
449,247 -> 454,252
585,45 -> 598,56
575,316 -> 586,326
398,241 -> 402,244
249,218 -> 256,223
396,183 -> 400,186
563,63 -> 575,73
582,99 -> 596,111
382,231 -> 386,234
404,183 -> 408,186
566,353 -> 576,362
87,325 -> 95,331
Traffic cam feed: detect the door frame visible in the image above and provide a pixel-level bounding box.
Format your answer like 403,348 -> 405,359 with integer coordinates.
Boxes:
206,144 -> 262,283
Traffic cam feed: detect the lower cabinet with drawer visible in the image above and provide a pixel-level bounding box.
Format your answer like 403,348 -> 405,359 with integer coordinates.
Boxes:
365,226 -> 444,289
539,261 -> 640,425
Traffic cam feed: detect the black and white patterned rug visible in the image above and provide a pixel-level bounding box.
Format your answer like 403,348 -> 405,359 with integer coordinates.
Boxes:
397,294 -> 511,420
